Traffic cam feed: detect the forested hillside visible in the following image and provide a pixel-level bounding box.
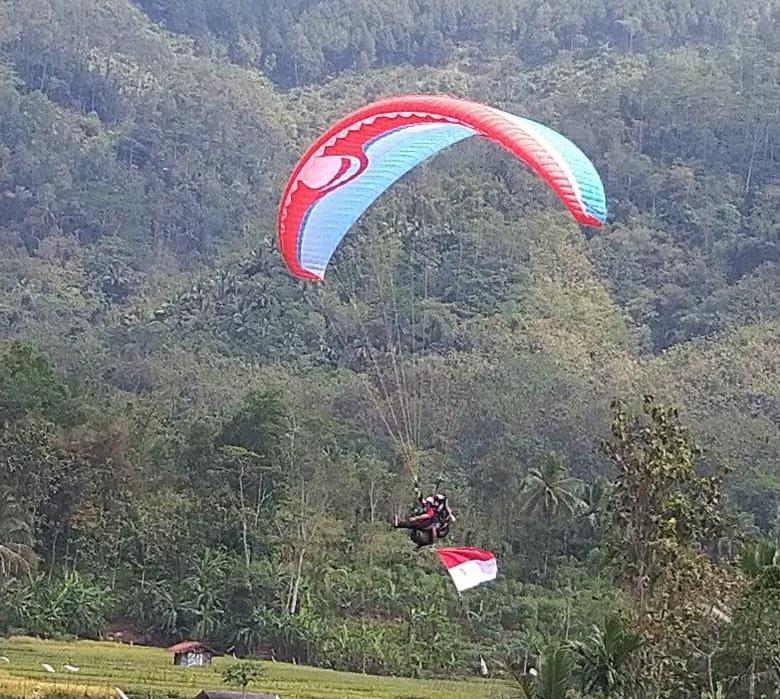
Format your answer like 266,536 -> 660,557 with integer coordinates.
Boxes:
0,1 -> 779,697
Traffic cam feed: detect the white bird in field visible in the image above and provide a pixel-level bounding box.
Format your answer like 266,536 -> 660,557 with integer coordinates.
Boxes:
115,687 -> 130,699
64,665 -> 80,673
0,657 -> 10,663
41,663 -> 55,673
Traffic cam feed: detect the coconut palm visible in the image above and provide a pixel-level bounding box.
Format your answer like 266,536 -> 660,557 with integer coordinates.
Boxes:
0,487 -> 37,578
739,540 -> 779,575
569,615 -> 643,697
738,540 -> 780,589
580,479 -> 609,527
520,453 -> 586,522
536,643 -> 575,699
500,642 -> 574,699
700,684 -> 728,699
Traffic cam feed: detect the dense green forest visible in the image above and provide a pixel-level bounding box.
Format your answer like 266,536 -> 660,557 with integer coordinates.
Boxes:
0,0 -> 779,697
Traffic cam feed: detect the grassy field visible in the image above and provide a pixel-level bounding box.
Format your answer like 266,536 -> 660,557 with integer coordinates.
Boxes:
0,637 -> 499,699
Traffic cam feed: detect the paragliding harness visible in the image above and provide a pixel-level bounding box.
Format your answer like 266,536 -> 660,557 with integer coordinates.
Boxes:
393,481 -> 453,548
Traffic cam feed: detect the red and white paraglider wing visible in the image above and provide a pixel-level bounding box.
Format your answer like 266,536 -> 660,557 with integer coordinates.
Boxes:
278,95 -> 607,280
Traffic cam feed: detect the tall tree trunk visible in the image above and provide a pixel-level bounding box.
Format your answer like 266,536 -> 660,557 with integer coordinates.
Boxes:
368,480 -> 376,524
749,654 -> 756,699
289,545 -> 305,615
238,465 -> 251,566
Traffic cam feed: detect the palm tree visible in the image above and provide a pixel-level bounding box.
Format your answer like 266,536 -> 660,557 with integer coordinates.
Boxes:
569,615 -> 643,697
580,479 -> 609,528
700,684 -> 728,699
520,453 -> 586,522
738,540 -> 780,589
536,643 -> 575,699
0,487 -> 37,578
500,640 -> 574,699
739,540 -> 778,574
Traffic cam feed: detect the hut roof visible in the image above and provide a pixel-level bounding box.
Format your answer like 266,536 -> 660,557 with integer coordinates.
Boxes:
168,641 -> 216,655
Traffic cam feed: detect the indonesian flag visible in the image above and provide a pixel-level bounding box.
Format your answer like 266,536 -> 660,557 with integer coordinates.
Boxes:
437,547 -> 497,592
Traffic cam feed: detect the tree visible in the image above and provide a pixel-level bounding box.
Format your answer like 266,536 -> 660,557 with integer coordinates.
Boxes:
520,453 -> 586,522
535,643 -> 575,699
221,661 -> 266,699
516,452 -> 589,580
0,487 -> 37,578
738,540 -> 780,588
0,342 -> 83,427
501,641 -> 575,699
569,616 -> 643,697
720,541 -> 780,696
603,395 -> 726,613
603,395 -> 732,697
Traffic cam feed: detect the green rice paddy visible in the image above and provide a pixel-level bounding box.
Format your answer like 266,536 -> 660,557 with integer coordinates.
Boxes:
0,637 -> 498,699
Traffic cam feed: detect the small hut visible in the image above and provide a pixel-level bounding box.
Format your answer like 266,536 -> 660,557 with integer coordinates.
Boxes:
193,692 -> 281,699
169,641 -> 217,667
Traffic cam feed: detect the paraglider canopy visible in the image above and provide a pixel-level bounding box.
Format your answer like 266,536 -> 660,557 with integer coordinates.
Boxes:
278,94 -> 607,281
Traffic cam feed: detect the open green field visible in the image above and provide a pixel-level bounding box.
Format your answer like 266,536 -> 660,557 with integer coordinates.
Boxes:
0,637 -> 498,699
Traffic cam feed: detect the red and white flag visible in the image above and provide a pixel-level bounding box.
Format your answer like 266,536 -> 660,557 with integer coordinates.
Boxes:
437,547 -> 497,592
